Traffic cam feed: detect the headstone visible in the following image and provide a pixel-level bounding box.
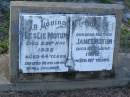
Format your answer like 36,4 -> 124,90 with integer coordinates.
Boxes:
71,15 -> 116,71
10,1 -> 124,89
19,14 -> 116,73
19,14 -> 69,73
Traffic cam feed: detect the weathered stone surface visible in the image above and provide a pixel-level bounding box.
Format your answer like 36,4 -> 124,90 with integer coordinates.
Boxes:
0,54 -> 9,84
72,15 -> 116,71
116,53 -> 130,78
19,14 -> 69,73
0,53 -> 129,91
123,12 -> 130,22
19,14 -> 116,73
10,1 -> 124,87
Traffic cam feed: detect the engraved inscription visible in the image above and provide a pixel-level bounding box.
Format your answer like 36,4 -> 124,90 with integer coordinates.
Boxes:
19,14 -> 116,73
72,15 -> 116,71
19,14 -> 69,73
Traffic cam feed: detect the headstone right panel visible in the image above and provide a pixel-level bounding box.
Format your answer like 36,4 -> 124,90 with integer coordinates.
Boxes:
72,15 -> 116,71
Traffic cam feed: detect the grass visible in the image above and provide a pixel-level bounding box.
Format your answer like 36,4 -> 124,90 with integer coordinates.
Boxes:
0,11 -> 9,54
0,39 -> 8,54
0,20 -> 9,33
120,26 -> 130,49
125,0 -> 130,8
128,19 -> 130,26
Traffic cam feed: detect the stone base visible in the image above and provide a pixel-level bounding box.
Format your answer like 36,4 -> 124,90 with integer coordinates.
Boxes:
0,53 -> 129,91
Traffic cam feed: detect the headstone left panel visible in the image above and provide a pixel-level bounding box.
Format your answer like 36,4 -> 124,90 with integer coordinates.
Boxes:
19,14 -> 69,73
